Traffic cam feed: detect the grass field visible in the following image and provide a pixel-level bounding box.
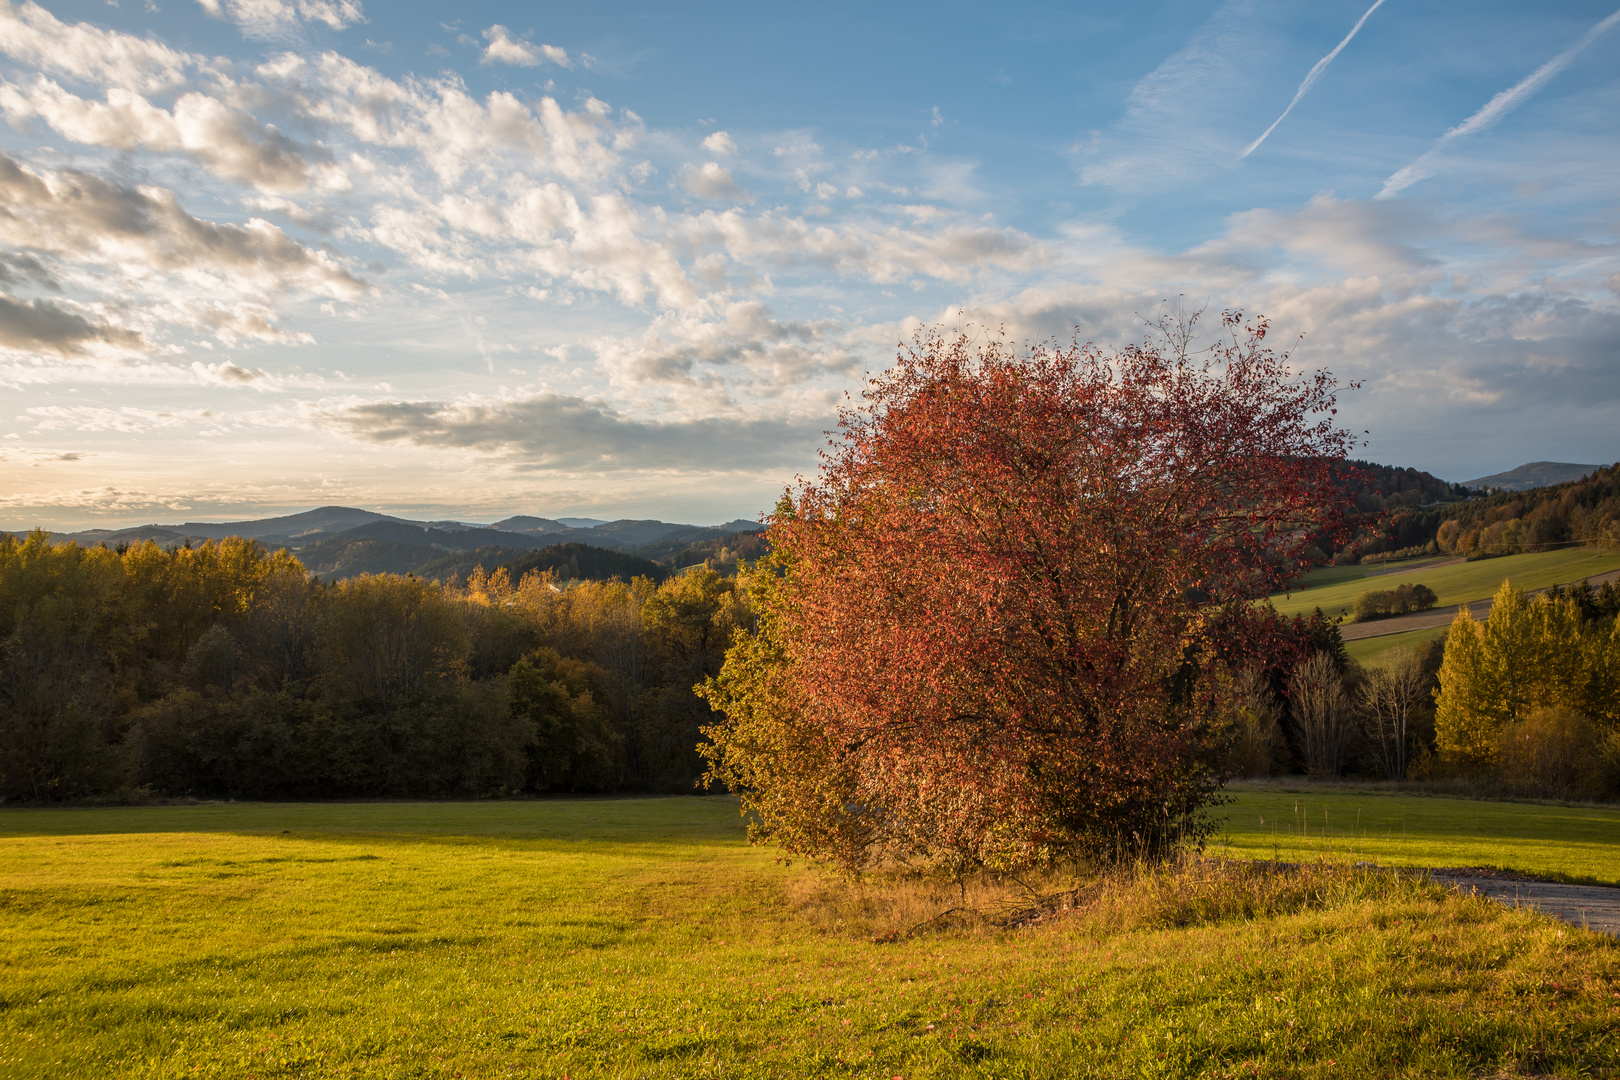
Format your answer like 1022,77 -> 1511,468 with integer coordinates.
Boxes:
1219,783 -> 1620,884
1268,547 -> 1620,620
1343,625 -> 1450,668
2,797 -> 1618,1079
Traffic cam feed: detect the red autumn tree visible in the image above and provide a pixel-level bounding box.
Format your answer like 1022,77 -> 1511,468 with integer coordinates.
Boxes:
701,312 -> 1357,873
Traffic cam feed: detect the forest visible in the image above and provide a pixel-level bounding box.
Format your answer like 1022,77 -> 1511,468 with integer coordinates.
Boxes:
1334,461 -> 1620,565
0,532 -> 744,802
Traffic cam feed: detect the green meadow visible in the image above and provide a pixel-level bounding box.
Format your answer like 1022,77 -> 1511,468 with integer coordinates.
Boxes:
1343,625 -> 1450,668
1268,547 -> 1620,620
3,797 -> 1619,1079
1217,783 -> 1620,884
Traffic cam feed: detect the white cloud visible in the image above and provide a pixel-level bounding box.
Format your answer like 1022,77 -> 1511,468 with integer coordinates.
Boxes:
1242,0 -> 1387,158
682,161 -> 749,202
0,154 -> 367,297
594,301 -> 859,390
0,1 -> 193,91
480,24 -> 570,67
0,153 -> 368,360
1078,0 -> 1274,191
27,404 -> 202,432
309,389 -> 828,471
701,130 -> 736,156
0,79 -> 316,192
197,0 -> 365,37
265,53 -> 625,184
1378,6 -> 1620,198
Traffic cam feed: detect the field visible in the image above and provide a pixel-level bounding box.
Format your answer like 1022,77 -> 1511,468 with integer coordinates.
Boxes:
1268,547 -> 1620,620
1217,783 -> 1620,884
3,797 -> 1619,1078
1343,625 -> 1449,668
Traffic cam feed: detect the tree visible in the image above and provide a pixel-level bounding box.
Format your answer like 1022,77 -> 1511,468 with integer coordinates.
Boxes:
1223,668 -> 1284,777
701,313 -> 1357,873
1435,581 -> 1613,772
1289,652 -> 1354,775
1358,647 -> 1428,780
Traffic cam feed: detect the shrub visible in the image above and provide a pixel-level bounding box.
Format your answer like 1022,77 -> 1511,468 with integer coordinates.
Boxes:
1495,706 -> 1601,798
1360,542 -> 1439,567
1222,669 -> 1284,777
1352,583 -> 1439,621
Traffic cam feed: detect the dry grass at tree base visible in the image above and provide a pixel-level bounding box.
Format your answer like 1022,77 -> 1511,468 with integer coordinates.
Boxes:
3,798 -> 1619,1079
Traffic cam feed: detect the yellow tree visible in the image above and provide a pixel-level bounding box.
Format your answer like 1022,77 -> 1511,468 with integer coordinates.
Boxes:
1436,580 -> 1601,771
1434,607 -> 1500,771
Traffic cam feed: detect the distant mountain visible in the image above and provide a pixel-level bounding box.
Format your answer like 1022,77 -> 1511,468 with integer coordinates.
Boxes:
554,517 -> 608,529
15,505 -> 768,581
172,505 -> 401,541
1460,461 -> 1605,492
489,515 -> 570,534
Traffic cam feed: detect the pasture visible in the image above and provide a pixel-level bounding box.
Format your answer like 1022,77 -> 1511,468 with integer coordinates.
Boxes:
1217,783 -> 1620,884
2,797 -> 1618,1079
1342,625 -> 1449,668
1268,547 -> 1620,620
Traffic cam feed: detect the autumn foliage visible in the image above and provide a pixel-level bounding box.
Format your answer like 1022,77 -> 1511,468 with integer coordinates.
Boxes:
701,313 -> 1357,873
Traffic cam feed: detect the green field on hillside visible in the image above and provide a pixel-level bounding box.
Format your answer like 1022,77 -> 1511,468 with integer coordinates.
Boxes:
1343,625 -> 1450,668
1269,547 -> 1620,620
3,798 -> 1618,1079
1219,784 -> 1620,884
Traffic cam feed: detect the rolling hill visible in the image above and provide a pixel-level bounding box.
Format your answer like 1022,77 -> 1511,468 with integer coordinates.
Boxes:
18,506 -> 766,582
1460,461 -> 1605,492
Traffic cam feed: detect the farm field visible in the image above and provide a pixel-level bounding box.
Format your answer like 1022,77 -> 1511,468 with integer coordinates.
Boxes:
1343,625 -> 1449,668
1268,547 -> 1620,620
3,798 -> 1619,1078
1219,784 -> 1620,884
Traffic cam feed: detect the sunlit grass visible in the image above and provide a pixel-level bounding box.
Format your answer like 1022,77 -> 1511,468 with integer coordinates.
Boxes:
1268,547 -> 1620,620
2,798 -> 1618,1078
1220,782 -> 1620,884
1343,624 -> 1450,668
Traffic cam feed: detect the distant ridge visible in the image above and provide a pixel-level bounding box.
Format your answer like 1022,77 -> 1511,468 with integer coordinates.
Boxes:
1461,461 -> 1605,492
11,506 -> 767,582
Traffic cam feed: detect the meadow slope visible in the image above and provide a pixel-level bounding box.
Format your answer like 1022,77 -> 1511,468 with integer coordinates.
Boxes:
1268,548 -> 1620,621
2,798 -> 1618,1078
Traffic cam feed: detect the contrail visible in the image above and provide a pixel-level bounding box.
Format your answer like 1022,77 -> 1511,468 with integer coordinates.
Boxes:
1241,0 -> 1388,159
1378,5 -> 1620,198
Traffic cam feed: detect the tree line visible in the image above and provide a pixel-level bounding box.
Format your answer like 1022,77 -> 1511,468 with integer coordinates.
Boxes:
1330,462 -> 1619,566
1433,463 -> 1620,558
0,532 -> 743,802
1434,579 -> 1620,795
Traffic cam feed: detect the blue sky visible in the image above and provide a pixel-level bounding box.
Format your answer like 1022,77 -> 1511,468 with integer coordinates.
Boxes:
1,0 -> 1616,527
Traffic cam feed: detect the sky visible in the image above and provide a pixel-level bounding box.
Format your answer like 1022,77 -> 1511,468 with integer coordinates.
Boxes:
1,0 -> 1617,529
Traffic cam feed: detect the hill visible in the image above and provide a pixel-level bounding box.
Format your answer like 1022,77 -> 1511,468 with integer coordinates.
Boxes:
504,542 -> 670,585
1268,546 -> 1620,620
12,506 -> 767,581
1435,462 -> 1620,557
1461,461 -> 1605,492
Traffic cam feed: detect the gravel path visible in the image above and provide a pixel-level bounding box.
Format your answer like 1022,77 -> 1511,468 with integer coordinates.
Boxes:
1428,868 -> 1620,937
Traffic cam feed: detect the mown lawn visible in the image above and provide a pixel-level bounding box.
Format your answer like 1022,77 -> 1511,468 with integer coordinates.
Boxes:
1220,783 -> 1620,884
2,797 -> 1618,1079
1268,547 -> 1620,620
